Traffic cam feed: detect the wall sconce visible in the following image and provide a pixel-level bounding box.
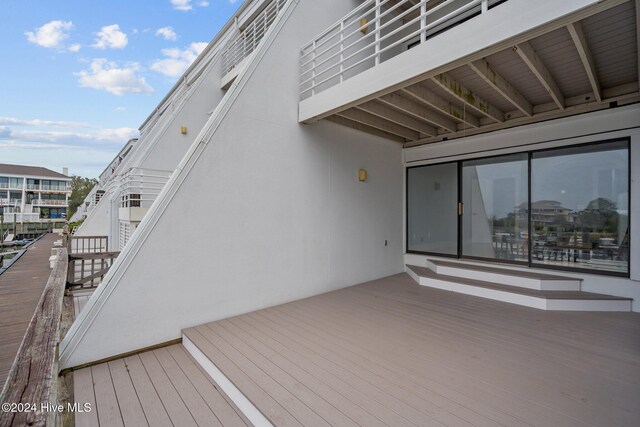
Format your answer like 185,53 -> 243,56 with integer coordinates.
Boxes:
180,126 -> 188,135
359,18 -> 369,34
358,169 -> 368,182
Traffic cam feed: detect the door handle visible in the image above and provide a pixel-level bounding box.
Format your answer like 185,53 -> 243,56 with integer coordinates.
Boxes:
458,202 -> 464,216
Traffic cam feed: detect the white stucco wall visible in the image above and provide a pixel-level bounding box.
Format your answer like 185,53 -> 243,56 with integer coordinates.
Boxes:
404,104 -> 640,311
61,0 -> 403,369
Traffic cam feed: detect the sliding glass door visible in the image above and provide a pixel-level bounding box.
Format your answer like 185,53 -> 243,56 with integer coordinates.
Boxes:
461,154 -> 528,263
407,163 -> 458,255
406,138 -> 630,276
531,141 -> 629,274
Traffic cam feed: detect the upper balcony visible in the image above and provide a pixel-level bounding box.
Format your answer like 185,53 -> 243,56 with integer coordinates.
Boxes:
298,0 -> 639,146
220,0 -> 287,89
118,167 -> 172,222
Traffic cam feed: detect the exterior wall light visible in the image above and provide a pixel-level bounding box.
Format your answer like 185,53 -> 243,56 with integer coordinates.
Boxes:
180,126 -> 188,135
358,169 -> 368,182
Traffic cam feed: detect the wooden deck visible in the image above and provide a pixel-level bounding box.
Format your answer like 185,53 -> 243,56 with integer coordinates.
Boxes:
0,233 -> 57,386
185,273 -> 640,427
77,273 -> 640,426
74,345 -> 250,427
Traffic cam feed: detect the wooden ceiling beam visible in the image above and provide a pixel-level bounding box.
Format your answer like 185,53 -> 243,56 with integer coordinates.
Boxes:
378,92 -> 458,132
567,22 -> 602,102
431,73 -> 505,123
469,59 -> 533,117
402,83 -> 480,128
338,108 -> 420,140
357,101 -> 438,136
325,115 -> 405,143
515,41 -> 566,110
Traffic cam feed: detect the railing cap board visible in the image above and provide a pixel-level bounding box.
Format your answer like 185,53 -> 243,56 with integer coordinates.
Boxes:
0,248 -> 69,427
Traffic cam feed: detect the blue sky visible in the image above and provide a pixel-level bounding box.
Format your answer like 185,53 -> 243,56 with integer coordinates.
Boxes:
0,0 -> 241,178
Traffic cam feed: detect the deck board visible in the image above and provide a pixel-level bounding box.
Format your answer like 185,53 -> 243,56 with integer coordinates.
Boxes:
0,233 -> 56,386
186,273 -> 640,427
74,345 -> 249,427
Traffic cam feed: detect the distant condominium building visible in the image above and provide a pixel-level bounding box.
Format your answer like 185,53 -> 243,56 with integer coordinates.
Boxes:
0,163 -> 71,224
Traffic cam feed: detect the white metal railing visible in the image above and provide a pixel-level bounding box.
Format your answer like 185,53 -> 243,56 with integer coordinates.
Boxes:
299,0 -> 504,99
221,0 -> 287,76
3,213 -> 40,222
0,183 -> 23,190
39,184 -> 69,192
119,168 -> 172,209
33,199 -> 67,206
0,198 -> 22,206
27,184 -> 40,190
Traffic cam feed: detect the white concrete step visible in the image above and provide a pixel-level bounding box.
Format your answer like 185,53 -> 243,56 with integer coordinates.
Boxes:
427,258 -> 581,291
406,264 -> 632,312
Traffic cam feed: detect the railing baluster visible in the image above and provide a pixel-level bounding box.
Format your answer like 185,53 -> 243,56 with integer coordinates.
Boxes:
374,0 -> 380,66
311,40 -> 316,95
481,0 -> 488,13
421,0 -> 427,44
339,21 -> 344,83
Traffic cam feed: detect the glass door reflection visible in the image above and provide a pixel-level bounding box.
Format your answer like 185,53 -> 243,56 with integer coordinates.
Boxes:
461,154 -> 529,262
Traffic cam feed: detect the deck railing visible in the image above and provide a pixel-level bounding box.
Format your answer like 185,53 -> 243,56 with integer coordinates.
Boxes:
3,213 -> 40,222
67,251 -> 119,291
0,248 -> 69,427
221,0 -> 287,76
33,199 -> 67,207
119,167 -> 172,209
299,0 -> 505,99
67,235 -> 109,254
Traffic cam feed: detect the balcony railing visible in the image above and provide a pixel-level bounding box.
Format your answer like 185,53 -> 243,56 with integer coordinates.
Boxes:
221,0 -> 287,76
119,168 -> 172,209
0,198 -> 22,206
33,199 -> 67,206
0,183 -> 22,190
299,0 -> 504,99
3,213 -> 40,222
39,185 -> 69,192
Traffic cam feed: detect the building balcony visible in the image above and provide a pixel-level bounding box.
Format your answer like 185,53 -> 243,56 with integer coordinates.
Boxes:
298,0 -> 639,146
118,167 -> 172,222
38,185 -> 70,193
0,183 -> 22,190
0,198 -> 22,206
220,0 -> 287,89
32,199 -> 67,207
2,213 -> 40,223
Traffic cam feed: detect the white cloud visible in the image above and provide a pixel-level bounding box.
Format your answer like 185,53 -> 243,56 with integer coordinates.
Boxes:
92,24 -> 128,49
115,106 -> 127,112
76,59 -> 153,96
198,1 -> 210,6
25,20 -> 73,48
68,43 -> 81,53
170,0 -> 192,11
0,124 -> 138,147
150,42 -> 207,78
0,117 -> 90,128
156,26 -> 177,41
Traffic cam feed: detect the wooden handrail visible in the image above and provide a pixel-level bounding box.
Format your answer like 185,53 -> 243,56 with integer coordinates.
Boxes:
0,248 -> 69,427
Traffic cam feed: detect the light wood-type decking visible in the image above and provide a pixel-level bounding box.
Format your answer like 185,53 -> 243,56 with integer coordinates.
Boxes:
0,233 -> 57,386
185,273 -> 640,427
73,344 -> 250,427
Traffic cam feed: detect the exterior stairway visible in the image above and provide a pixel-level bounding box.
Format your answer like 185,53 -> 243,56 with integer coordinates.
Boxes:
406,259 -> 632,311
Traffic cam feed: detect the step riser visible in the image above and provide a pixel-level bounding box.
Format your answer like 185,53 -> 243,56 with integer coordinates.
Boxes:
406,270 -> 631,312
182,334 -> 273,427
427,260 -> 580,291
